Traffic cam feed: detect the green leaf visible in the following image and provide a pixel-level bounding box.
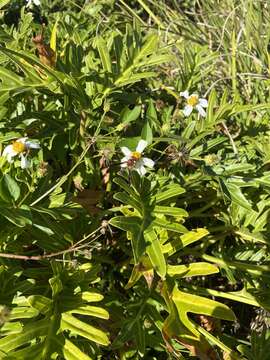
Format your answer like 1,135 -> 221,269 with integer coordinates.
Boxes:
141,121 -> 153,144
163,228 -> 209,254
0,175 -> 20,202
172,287 -> 236,322
49,276 -> 63,297
146,99 -> 157,126
113,192 -> 142,213
67,305 -> 109,319
0,206 -> 32,227
155,184 -> 185,203
81,292 -> 104,302
61,313 -> 110,346
0,320 -> 48,352
50,19 -> 58,53
144,227 -> 166,278
109,216 -> 146,263
223,181 -> 252,210
9,307 -> 39,320
96,36 -> 112,73
153,217 -> 188,234
137,33 -> 158,60
116,72 -> 156,86
0,0 -> 10,10
167,262 -> 219,278
28,295 -> 53,315
135,320 -> 145,357
119,105 -> 141,125
153,206 -> 188,217
60,338 -> 93,360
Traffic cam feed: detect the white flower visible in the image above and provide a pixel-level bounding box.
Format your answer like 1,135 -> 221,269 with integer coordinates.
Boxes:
26,0 -> 41,7
2,137 -> 40,169
180,90 -> 208,117
120,139 -> 154,176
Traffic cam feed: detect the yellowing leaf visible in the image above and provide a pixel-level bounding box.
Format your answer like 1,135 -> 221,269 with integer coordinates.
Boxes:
50,19 -> 58,53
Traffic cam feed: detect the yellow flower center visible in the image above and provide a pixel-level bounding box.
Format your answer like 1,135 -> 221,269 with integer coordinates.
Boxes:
187,95 -> 199,107
131,151 -> 141,160
12,141 -> 26,154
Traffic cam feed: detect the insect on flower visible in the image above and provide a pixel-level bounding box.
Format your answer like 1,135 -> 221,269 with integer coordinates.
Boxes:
180,90 -> 208,117
120,140 -> 154,176
2,137 -> 40,169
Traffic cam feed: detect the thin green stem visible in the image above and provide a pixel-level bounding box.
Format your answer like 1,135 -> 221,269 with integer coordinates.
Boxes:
30,143 -> 92,206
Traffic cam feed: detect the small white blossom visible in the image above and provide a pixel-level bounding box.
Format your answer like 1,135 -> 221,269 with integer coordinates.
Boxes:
26,0 -> 41,7
120,139 -> 154,176
2,137 -> 40,169
180,90 -> 208,117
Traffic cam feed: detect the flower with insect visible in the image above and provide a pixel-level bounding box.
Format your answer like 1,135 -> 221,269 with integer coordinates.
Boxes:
180,90 -> 208,117
120,140 -> 154,176
2,137 -> 40,169
26,0 -> 41,7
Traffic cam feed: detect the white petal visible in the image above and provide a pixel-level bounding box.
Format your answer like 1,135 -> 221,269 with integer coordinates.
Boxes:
20,155 -> 30,169
120,156 -> 130,167
180,90 -> 189,99
199,98 -> 208,108
33,0 -> 41,5
183,105 -> 193,116
136,140 -> 148,153
142,157 -> 154,168
196,105 -> 206,117
121,155 -> 130,163
121,147 -> 132,156
136,164 -> 147,176
3,145 -> 17,159
17,137 -> 28,143
25,141 -> 40,149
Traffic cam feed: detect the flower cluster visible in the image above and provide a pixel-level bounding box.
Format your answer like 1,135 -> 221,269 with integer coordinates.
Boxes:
2,137 -> 40,169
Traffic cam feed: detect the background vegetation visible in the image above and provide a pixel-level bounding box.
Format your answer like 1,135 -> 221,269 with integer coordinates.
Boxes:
0,0 -> 270,358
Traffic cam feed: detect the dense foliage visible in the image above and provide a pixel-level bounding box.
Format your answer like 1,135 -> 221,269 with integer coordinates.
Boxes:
0,0 -> 270,358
